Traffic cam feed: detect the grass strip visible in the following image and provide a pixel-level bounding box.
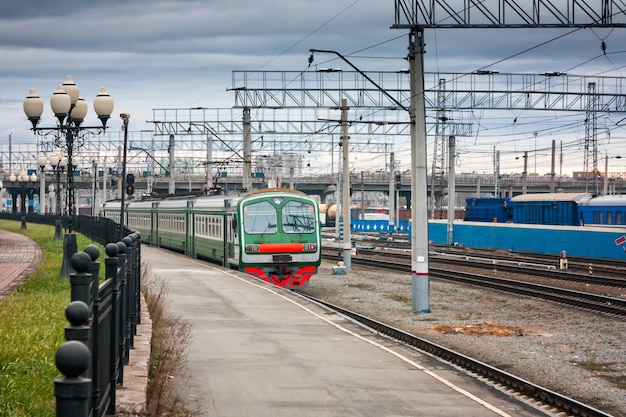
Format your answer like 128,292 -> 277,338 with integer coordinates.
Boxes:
0,220 -> 104,417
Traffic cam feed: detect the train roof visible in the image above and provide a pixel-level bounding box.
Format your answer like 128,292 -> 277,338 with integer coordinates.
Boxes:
511,192 -> 592,203
193,195 -> 240,209
126,200 -> 154,209
584,194 -> 626,206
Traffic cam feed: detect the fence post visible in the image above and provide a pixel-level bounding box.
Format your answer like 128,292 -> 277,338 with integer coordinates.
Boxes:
64,300 -> 90,348
55,341 -> 91,417
134,232 -> 142,326
116,240 -> 129,378
104,243 -> 121,416
70,252 -> 93,305
123,234 -> 140,349
84,244 -> 101,416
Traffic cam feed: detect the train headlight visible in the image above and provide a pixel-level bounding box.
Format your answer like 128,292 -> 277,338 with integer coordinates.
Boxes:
245,244 -> 259,253
303,243 -> 316,252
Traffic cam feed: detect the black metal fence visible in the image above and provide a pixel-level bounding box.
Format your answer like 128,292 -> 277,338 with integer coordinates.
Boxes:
55,232 -> 142,417
1,213 -> 132,243
0,212 -> 141,417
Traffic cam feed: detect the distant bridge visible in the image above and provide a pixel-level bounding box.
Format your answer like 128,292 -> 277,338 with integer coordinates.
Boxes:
65,171 -> 624,205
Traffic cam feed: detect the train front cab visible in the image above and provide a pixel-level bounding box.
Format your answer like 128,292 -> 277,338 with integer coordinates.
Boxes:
238,192 -> 321,288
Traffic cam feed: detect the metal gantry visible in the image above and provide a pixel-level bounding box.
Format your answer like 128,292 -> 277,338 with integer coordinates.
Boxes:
231,70 -> 626,113
393,0 -> 626,28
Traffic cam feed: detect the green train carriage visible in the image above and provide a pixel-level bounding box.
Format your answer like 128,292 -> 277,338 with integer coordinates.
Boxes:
103,188 -> 321,287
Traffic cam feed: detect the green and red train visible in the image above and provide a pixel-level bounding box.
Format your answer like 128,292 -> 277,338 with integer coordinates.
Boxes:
102,188 -> 321,287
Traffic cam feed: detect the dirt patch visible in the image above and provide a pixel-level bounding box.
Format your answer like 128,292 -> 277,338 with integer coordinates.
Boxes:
428,322 -> 526,337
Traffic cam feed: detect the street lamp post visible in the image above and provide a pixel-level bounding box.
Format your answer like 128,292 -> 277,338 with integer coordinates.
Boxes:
23,76 -> 113,276
37,155 -> 48,214
10,171 -> 37,230
42,150 -> 68,240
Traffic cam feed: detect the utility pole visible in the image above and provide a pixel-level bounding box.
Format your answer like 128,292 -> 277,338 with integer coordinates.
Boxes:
522,151 -> 528,195
550,140 -> 556,193
447,136 -> 456,245
388,152 -> 395,234
341,98 -> 352,271
242,108 -> 252,192
408,28 -> 430,313
119,113 -> 130,240
206,135 -> 213,192
168,135 -> 175,194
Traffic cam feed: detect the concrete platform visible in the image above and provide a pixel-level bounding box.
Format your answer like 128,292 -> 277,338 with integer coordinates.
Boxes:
141,246 -> 548,417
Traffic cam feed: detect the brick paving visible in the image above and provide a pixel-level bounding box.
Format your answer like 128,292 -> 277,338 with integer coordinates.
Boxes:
0,228 -> 43,300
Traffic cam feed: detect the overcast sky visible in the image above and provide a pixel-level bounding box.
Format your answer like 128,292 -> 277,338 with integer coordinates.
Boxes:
1,0 -> 625,178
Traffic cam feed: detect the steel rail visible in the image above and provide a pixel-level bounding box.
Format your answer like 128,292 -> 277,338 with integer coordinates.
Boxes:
322,250 -> 626,316
296,292 -> 615,417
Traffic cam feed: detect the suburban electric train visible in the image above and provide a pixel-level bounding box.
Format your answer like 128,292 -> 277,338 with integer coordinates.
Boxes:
102,188 -> 322,287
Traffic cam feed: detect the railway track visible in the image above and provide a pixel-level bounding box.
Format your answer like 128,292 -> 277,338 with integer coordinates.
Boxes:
296,292 -> 615,417
326,232 -> 626,277
363,248 -> 626,289
322,249 -> 626,316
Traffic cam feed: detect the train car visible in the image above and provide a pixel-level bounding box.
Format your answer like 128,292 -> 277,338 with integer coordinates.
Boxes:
463,197 -> 513,222
510,193 -> 592,226
578,194 -> 626,226
102,188 -> 322,287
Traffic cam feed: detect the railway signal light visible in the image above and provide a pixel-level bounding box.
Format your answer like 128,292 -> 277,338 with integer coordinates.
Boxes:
125,173 -> 135,196
395,173 -> 402,189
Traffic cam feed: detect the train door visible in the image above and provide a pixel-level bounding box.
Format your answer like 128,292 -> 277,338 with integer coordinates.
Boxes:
225,212 -> 239,268
186,200 -> 195,256
151,202 -> 159,245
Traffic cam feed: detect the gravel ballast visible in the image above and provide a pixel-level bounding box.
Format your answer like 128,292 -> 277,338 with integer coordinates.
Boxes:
299,261 -> 626,417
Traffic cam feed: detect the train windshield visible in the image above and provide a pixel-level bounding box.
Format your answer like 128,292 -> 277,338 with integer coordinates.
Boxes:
282,201 -> 316,234
243,201 -> 278,235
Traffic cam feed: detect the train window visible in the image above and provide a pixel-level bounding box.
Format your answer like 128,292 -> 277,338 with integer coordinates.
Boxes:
617,212 -> 622,225
607,212 -> 613,225
282,201 -> 316,234
243,201 -> 277,235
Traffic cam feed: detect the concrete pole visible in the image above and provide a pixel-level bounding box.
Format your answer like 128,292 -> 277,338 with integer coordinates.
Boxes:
447,136 -> 456,245
550,140 -> 556,193
206,135 -> 213,191
409,28 -> 430,313
242,108 -> 252,192
335,145 -> 341,239
522,151 -> 528,194
603,152 -> 608,196
92,160 -> 97,216
494,148 -> 500,197
360,171 -> 364,219
117,146 -> 122,199
388,152 -> 395,233
39,168 -> 46,214
168,135 -> 175,194
341,98 -> 352,271
102,163 -> 107,206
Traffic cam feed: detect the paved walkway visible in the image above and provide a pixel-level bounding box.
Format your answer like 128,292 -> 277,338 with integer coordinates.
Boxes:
0,228 -> 43,300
